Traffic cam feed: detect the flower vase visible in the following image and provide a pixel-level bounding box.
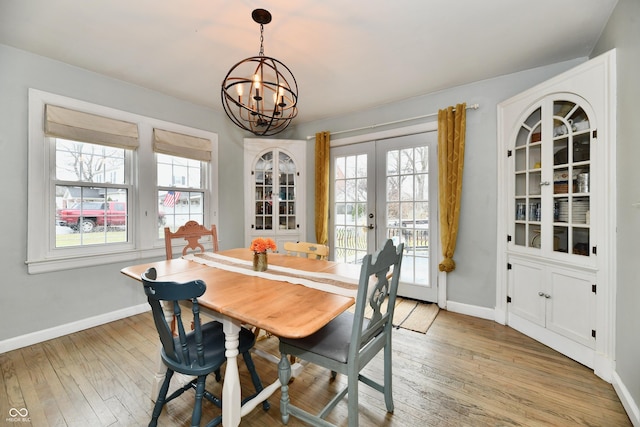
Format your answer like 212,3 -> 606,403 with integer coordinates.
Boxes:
253,252 -> 268,272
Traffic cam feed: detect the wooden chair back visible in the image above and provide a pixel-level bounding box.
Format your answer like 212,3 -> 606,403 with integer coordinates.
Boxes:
164,221 -> 218,260
283,241 -> 329,260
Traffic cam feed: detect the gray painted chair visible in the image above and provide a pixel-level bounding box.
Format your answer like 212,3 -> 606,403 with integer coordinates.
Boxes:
278,239 -> 404,427
141,268 -> 269,427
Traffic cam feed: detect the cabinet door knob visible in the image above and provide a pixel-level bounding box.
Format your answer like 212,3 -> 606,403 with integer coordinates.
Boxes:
544,293 -> 551,299
538,291 -> 545,297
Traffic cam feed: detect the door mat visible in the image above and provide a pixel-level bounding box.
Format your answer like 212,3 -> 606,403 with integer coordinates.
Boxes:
392,298 -> 439,334
348,297 -> 439,334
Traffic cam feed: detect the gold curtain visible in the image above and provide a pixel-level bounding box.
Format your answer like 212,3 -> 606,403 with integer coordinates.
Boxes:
437,103 -> 466,272
314,131 -> 331,244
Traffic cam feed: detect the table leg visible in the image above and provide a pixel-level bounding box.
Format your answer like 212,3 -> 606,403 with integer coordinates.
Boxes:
150,344 -> 167,400
222,317 -> 242,427
150,301 -> 194,402
278,352 -> 292,424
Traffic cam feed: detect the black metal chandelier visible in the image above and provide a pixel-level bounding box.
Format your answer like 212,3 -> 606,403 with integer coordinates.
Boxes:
221,9 -> 299,136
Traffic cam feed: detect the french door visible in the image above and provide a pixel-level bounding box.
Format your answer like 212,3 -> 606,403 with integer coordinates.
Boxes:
330,132 -> 437,302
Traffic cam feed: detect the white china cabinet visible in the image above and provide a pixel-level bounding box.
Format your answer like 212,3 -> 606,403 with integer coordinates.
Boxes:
496,51 -> 616,380
244,138 -> 306,250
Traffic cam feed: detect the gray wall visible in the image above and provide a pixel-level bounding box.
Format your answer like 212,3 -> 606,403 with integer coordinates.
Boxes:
0,44 -> 251,341
292,59 -> 583,309
0,42 -> 582,340
592,0 -> 640,415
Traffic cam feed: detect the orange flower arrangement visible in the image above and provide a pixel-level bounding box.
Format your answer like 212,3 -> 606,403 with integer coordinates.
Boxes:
250,237 -> 277,253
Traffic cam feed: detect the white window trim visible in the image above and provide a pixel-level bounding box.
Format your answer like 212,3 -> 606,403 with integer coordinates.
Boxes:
27,89 -> 219,274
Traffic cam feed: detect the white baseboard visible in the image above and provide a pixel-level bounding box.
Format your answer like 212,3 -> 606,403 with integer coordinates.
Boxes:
612,370 -> 640,427
445,300 -> 495,320
0,303 -> 150,353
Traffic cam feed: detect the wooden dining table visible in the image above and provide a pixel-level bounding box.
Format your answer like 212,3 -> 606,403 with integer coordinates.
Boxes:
121,248 -> 359,427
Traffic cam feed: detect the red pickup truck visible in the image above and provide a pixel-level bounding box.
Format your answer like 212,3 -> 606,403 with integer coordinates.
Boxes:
57,201 -> 166,232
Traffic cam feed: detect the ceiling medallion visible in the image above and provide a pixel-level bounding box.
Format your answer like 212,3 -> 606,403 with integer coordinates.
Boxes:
221,9 -> 299,136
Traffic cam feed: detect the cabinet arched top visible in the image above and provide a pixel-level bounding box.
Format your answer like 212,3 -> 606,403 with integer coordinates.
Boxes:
244,138 -> 306,173
508,92 -> 598,150
250,147 -> 299,173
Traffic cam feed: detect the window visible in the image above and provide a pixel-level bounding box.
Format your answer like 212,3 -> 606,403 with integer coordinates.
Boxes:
157,155 -> 204,236
153,128 -> 213,237
27,89 -> 218,273
55,139 -> 131,244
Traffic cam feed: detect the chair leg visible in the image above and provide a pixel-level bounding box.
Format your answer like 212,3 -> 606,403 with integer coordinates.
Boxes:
242,351 -> 270,411
149,369 -> 174,427
346,367 -> 359,427
383,339 -> 394,413
191,375 -> 207,427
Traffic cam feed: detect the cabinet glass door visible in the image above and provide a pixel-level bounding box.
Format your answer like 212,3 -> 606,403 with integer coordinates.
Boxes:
552,101 -> 591,256
253,150 -> 297,231
277,151 -> 297,230
512,99 -> 592,257
514,107 -> 542,249
254,151 -> 274,230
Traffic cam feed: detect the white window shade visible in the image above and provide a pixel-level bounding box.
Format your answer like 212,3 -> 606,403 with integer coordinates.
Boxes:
45,104 -> 139,149
153,128 -> 212,162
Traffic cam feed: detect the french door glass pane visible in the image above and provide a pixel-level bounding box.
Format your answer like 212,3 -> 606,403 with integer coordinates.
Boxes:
385,147 -> 429,286
333,154 -> 368,263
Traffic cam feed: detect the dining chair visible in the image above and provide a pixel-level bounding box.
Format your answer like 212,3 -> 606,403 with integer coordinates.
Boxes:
164,221 -> 219,333
283,241 -> 329,260
258,241 -> 329,351
141,267 -> 269,427
164,220 -> 219,260
278,239 -> 404,427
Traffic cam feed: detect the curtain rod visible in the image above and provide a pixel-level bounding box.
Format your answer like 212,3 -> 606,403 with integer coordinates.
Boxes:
306,103 -> 479,139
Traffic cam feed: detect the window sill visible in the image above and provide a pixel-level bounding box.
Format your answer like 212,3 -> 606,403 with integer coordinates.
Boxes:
26,247 -> 166,274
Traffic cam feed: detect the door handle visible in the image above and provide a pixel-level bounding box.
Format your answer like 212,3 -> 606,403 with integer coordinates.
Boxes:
366,213 -> 374,229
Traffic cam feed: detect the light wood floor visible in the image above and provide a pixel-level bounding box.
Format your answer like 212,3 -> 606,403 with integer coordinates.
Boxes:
0,310 -> 631,426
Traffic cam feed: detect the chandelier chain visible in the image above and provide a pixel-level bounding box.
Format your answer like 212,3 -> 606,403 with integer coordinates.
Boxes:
259,24 -> 264,56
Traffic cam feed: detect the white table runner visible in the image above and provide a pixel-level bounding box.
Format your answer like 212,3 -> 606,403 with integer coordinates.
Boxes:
183,252 -> 358,298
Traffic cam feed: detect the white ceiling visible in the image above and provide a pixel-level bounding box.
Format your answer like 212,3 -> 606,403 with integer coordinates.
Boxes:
0,0 -> 618,124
